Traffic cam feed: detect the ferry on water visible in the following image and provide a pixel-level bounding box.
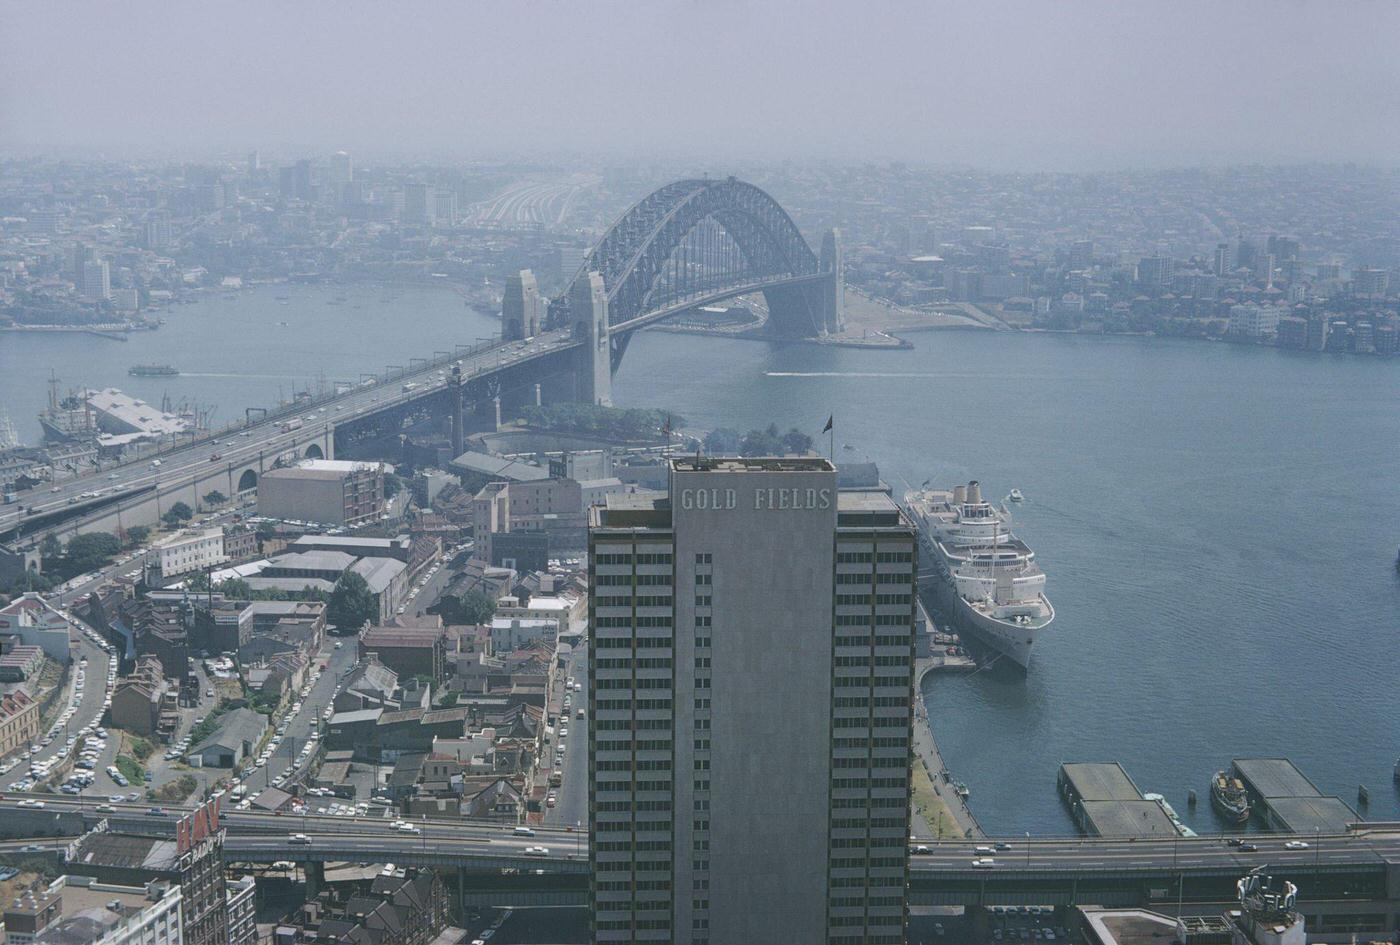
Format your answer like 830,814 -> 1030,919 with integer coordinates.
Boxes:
1210,770 -> 1251,822
903,480 -> 1054,670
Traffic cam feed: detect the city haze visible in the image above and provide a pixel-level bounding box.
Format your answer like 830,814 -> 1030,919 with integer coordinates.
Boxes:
4,0 -> 1400,168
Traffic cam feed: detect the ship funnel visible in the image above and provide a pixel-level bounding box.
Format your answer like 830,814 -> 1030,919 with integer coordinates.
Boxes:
952,485 -> 966,504
967,480 -> 981,503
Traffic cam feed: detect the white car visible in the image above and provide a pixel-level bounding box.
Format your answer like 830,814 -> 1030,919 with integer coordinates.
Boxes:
523,845 -> 549,857
1284,840 -> 1310,849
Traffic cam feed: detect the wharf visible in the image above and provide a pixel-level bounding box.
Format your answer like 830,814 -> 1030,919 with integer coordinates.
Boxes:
911,653 -> 984,840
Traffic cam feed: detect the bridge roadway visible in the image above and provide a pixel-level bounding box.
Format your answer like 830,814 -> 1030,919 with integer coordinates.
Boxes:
5,796 -> 1397,879
0,330 -> 577,542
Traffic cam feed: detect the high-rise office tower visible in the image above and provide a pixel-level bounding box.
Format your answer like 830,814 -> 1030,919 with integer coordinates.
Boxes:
329,150 -> 354,187
144,213 -> 173,251
1254,253 -> 1275,288
1137,255 -> 1173,287
403,183 -> 435,225
1214,242 -> 1231,277
1266,235 -> 1299,263
503,269 -> 542,340
588,458 -> 917,945
81,257 -> 110,301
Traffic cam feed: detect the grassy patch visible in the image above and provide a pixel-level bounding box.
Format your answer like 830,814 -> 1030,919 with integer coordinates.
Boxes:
152,775 -> 197,804
128,737 -> 155,761
115,754 -> 145,784
911,758 -> 958,840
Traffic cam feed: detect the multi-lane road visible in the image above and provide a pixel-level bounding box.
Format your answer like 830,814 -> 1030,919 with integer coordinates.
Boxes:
5,789 -> 1396,878
2,330 -> 576,541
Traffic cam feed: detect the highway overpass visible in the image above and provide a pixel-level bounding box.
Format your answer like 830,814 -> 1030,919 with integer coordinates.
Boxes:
2,797 -> 1396,922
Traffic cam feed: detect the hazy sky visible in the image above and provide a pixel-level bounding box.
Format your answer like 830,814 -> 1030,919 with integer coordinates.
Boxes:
4,0 -> 1398,169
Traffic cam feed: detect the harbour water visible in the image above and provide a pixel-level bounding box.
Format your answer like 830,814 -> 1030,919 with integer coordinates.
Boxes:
0,283 -> 499,444
611,329 -> 1400,835
3,286 -> 1397,834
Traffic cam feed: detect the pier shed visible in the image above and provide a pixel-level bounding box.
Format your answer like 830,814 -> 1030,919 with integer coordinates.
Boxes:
1231,758 -> 1356,834
1058,762 -> 1177,838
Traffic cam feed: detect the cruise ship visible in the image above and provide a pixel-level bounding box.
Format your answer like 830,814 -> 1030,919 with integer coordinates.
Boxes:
903,480 -> 1054,670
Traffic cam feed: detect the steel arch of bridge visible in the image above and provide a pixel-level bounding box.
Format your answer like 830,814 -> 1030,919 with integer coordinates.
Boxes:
555,177 -> 825,333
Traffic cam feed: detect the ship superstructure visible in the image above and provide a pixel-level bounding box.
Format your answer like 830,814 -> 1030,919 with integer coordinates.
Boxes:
904,480 -> 1054,669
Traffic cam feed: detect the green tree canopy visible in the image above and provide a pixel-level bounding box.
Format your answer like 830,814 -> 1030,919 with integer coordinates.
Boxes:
123,525 -> 151,548
203,490 -> 227,506
168,501 -> 193,521
459,589 -> 497,625
703,428 -> 741,454
62,532 -> 122,575
327,569 -> 376,630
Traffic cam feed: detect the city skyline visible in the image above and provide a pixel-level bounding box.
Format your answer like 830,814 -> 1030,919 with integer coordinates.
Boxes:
3,1 -> 1400,169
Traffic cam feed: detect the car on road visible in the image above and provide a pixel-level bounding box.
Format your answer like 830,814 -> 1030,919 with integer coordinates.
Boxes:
289,834 -> 312,844
910,844 -> 931,854
1238,842 -> 1258,852
974,845 -> 996,855
995,841 -> 1012,851
523,846 -> 549,857
512,826 -> 536,837
1284,840 -> 1310,849
972,858 -> 996,869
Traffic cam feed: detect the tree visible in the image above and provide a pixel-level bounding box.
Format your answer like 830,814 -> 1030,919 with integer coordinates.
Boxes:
383,474 -> 402,500
203,490 -> 227,507
215,577 -> 254,599
185,571 -> 212,593
124,525 -> 150,548
40,535 -> 62,561
327,570 -> 377,630
169,501 -> 193,521
459,589 -> 497,625
703,428 -> 741,454
740,424 -> 783,456
63,532 -> 122,575
781,427 -> 813,455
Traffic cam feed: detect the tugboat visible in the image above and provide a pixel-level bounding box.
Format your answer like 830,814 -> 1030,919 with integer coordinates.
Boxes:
1210,770 -> 1250,822
129,364 -> 179,377
1009,488 -> 1024,502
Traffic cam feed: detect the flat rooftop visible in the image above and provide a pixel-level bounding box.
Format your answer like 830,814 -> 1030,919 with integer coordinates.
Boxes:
1060,762 -> 1143,802
1080,907 -> 1179,945
1263,794 -> 1357,834
1078,799 -> 1178,838
1232,758 -> 1321,799
670,456 -> 835,473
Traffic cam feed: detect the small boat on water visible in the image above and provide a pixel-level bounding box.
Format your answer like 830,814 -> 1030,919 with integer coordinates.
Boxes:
954,781 -> 970,798
1009,488 -> 1024,502
128,364 -> 179,377
1210,770 -> 1250,822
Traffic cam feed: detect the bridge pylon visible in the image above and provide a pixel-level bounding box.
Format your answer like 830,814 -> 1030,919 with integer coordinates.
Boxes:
570,271 -> 612,406
820,227 -> 846,334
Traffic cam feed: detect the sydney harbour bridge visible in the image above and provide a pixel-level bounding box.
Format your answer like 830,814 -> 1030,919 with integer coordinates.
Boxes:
2,177 -> 846,544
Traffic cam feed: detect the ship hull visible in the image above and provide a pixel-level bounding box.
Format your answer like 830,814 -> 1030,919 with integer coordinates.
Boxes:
916,530 -> 1051,670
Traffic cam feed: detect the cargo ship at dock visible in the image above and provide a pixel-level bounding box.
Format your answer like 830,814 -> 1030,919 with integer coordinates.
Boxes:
903,480 -> 1053,670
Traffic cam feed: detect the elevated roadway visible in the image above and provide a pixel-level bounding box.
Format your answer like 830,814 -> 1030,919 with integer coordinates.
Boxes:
1,331 -> 578,545
2,797 -> 1395,917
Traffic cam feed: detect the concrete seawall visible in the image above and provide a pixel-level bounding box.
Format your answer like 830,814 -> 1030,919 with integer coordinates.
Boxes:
910,653 -> 985,840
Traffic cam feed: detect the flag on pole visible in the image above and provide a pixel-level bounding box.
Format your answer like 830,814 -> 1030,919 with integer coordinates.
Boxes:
822,414 -> 833,433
